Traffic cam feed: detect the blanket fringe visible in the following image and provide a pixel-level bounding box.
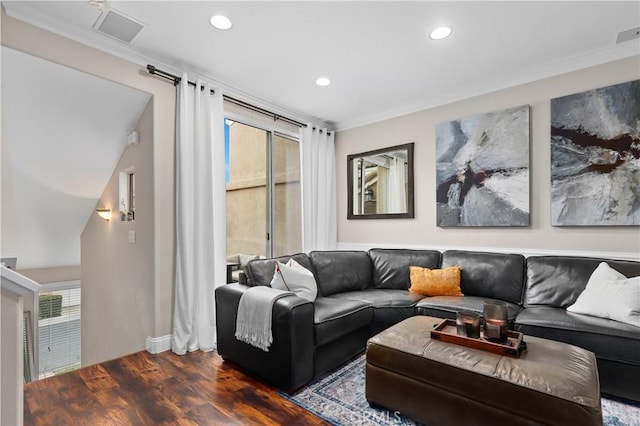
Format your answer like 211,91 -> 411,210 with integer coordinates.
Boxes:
235,324 -> 272,352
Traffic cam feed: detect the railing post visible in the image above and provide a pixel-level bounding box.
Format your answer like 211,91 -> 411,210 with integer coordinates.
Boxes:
1,266 -> 41,426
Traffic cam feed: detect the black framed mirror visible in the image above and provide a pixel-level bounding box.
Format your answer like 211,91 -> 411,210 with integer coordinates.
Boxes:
347,143 -> 414,219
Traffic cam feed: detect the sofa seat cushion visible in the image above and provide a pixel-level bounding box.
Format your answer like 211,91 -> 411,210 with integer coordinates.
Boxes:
313,297 -> 373,347
328,289 -> 424,330
515,306 -> 640,366
327,289 -> 425,308
328,289 -> 424,331
416,296 -> 521,322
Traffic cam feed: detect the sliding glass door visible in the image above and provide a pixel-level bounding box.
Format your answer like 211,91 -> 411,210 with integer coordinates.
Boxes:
226,121 -> 268,257
272,133 -> 301,257
225,120 -> 301,260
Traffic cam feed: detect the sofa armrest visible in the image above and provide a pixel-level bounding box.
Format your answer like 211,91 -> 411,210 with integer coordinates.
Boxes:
215,283 -> 315,391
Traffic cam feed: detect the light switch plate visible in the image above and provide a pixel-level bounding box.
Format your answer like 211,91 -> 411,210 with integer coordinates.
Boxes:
129,230 -> 136,243
616,26 -> 640,44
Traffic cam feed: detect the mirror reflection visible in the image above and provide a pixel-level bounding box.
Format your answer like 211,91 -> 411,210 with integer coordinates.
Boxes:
347,143 -> 414,219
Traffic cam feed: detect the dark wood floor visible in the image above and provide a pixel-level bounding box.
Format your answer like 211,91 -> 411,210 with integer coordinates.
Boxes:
24,350 -> 328,425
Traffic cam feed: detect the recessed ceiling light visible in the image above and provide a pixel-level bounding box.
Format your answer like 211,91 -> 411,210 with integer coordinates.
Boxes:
210,15 -> 232,30
316,77 -> 331,87
429,26 -> 453,40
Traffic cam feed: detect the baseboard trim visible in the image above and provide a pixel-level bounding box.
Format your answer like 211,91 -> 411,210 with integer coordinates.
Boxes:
337,242 -> 640,262
146,335 -> 172,354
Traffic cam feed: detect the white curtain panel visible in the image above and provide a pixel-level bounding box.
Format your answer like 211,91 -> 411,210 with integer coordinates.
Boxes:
387,157 -> 407,213
172,74 -> 226,355
300,126 -> 337,252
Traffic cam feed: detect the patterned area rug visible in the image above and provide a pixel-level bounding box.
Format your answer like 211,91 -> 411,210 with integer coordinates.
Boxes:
279,355 -> 640,426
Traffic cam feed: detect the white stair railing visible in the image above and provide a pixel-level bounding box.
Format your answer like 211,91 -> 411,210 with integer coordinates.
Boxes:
1,265 -> 41,426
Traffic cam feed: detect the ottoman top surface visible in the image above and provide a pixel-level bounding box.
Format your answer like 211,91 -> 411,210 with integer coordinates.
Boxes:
367,316 -> 600,409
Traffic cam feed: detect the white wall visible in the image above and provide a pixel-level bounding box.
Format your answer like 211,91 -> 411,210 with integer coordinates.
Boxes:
1,46 -> 151,270
336,56 -> 640,258
80,100 -> 155,366
1,11 -> 176,356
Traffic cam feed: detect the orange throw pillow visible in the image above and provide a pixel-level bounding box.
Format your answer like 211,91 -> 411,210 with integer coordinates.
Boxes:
409,266 -> 463,297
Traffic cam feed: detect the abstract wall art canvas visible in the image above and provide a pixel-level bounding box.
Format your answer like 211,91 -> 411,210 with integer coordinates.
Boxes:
551,80 -> 640,226
436,105 -> 530,227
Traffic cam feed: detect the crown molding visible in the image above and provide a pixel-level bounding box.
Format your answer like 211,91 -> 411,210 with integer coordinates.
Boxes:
335,41 -> 640,132
5,3 -> 636,134
2,3 -> 329,129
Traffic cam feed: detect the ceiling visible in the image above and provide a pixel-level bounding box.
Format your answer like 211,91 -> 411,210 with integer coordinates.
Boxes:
0,2 -> 638,269
4,1 -> 639,130
1,46 -> 151,269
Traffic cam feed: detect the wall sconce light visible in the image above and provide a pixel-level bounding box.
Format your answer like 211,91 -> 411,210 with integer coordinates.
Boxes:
365,188 -> 374,202
96,208 -> 111,222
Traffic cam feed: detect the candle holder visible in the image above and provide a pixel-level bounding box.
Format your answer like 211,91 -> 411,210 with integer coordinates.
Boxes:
456,311 -> 480,338
483,301 -> 509,343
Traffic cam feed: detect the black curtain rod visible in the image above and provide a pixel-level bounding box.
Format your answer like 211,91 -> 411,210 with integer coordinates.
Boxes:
146,64 -> 313,130
222,95 -> 307,129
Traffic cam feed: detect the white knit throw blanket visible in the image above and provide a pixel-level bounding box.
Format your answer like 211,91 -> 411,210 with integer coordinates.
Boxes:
235,286 -> 294,352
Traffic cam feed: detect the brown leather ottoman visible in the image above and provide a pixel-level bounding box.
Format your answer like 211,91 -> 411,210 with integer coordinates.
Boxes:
366,316 -> 602,425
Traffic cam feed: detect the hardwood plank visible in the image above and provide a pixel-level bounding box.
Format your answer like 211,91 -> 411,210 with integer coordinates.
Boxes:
93,389 -> 130,411
78,364 -> 119,393
25,406 -> 75,426
24,350 -> 328,425
119,351 -> 168,383
179,401 -> 239,426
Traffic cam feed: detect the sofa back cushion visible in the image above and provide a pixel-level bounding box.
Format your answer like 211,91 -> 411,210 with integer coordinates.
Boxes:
369,248 -> 441,290
441,250 -> 526,304
245,253 -> 314,287
524,256 -> 640,308
310,251 -> 372,296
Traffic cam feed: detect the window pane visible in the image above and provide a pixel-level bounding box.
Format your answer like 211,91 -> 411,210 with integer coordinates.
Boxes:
273,134 -> 301,256
38,286 -> 81,378
226,121 -> 268,258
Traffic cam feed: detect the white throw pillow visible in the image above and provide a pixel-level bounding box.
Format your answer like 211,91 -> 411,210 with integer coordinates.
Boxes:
567,262 -> 640,328
270,259 -> 318,302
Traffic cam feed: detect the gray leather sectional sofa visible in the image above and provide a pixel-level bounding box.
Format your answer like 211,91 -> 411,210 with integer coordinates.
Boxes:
215,249 -> 640,401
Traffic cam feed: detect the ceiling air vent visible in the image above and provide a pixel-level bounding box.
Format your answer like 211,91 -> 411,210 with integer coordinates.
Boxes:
616,26 -> 640,44
94,9 -> 144,44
